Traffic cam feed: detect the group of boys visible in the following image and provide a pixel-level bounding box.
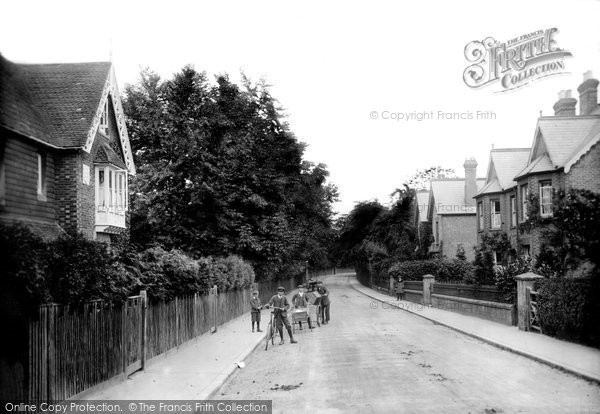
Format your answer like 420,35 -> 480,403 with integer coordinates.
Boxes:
249,282 -> 331,345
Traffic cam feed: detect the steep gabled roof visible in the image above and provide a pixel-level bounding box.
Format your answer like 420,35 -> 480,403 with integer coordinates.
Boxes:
430,178 -> 485,215
477,148 -> 530,196
0,55 -> 135,174
533,116 -> 600,165
18,61 -> 111,148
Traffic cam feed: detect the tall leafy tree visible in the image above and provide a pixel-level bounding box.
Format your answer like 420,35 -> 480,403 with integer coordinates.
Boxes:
123,66 -> 337,279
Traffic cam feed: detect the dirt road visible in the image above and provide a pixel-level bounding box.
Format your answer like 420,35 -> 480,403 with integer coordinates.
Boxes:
215,275 -> 600,413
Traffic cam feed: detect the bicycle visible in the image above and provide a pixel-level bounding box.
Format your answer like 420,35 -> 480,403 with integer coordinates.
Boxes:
264,306 -> 285,350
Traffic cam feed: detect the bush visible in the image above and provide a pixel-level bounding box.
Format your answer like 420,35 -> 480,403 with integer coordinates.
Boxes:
388,259 -> 474,282
535,277 -> 600,347
493,257 -> 532,303
47,233 -> 138,304
0,222 -> 50,308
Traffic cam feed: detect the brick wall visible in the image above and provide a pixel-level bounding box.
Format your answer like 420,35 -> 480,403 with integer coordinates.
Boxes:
566,142 -> 600,192
54,151 -> 80,234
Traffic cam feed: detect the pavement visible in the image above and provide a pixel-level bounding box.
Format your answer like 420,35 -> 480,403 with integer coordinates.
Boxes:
80,291 -> 298,400
79,273 -> 600,406
218,274 -> 600,413
349,276 -> 600,384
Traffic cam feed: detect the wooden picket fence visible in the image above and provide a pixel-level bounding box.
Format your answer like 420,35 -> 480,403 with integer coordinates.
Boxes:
23,276 -> 306,404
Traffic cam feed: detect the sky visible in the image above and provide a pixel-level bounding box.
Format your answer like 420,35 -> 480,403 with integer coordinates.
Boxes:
1,0 -> 599,215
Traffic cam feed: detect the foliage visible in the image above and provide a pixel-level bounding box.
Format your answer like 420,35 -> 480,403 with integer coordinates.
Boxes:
388,258 -> 474,282
0,223 -> 255,305
493,257 -> 533,302
535,277 -> 600,347
331,188 -> 418,277
123,67 -> 337,280
400,166 -> 456,191
47,233 -> 138,305
0,223 -> 51,308
473,233 -> 511,284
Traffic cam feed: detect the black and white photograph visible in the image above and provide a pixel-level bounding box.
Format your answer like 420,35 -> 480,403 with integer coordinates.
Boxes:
1,1 -> 600,413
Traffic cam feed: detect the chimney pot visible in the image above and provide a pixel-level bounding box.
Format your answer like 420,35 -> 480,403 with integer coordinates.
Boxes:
577,71 -> 599,116
553,89 -> 577,117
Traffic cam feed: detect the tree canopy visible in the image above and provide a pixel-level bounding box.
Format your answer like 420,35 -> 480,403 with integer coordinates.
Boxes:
123,67 -> 338,280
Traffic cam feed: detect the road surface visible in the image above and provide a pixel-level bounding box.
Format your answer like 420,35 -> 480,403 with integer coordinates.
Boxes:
215,275 -> 600,413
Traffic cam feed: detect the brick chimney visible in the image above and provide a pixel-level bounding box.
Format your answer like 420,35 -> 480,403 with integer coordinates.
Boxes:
578,71 -> 599,116
553,90 -> 577,117
464,158 -> 478,207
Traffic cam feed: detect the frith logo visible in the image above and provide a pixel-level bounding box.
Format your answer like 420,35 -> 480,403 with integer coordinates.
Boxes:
463,28 -> 572,92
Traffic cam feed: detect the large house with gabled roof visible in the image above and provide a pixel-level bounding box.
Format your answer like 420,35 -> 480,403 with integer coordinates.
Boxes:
0,54 -> 136,242
476,71 -> 600,261
427,159 -> 485,261
474,148 -> 530,263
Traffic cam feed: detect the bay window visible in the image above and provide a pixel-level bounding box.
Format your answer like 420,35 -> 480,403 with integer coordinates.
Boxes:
95,165 -> 128,228
477,201 -> 484,230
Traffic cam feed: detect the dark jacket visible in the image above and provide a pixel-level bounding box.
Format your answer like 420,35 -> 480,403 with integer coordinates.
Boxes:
250,297 -> 262,312
291,292 -> 310,308
318,286 -> 330,306
268,294 -> 290,315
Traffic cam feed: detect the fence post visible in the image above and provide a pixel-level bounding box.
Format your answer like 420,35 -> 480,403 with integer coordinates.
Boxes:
515,272 -> 543,331
211,285 -> 218,333
422,274 -> 435,306
121,302 -> 127,380
140,290 -> 147,371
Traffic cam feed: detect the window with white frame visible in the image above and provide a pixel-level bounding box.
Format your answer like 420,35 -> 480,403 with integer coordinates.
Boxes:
477,201 -> 484,230
521,184 -> 528,220
491,199 -> 501,229
95,166 -> 127,212
37,152 -> 47,201
510,196 -> 516,227
539,180 -> 553,217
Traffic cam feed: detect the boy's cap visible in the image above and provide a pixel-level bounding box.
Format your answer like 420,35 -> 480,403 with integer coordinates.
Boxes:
297,284 -> 305,288
277,286 -> 285,292
253,290 -> 259,294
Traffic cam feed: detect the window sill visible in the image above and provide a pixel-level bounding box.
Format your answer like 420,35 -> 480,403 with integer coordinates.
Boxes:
37,193 -> 47,202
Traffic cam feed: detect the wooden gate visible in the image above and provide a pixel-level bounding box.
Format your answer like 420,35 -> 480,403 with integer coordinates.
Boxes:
123,295 -> 143,376
526,287 -> 542,333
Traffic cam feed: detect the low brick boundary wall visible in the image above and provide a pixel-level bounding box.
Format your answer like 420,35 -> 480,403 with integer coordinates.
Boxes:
404,289 -> 423,304
432,294 -> 516,326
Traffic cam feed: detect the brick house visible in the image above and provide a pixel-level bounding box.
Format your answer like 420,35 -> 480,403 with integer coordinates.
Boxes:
475,72 -> 600,260
474,148 -> 530,263
0,55 -> 136,242
427,159 -> 485,261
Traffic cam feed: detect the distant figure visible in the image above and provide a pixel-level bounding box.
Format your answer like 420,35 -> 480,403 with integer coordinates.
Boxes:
395,278 -> 405,301
250,290 -> 263,333
317,283 -> 331,324
268,286 -> 297,345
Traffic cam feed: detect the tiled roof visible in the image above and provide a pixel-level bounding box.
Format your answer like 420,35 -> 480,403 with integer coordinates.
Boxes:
415,191 -> 430,223
477,148 -> 530,196
564,119 -> 600,173
477,178 -> 502,196
94,144 -> 127,170
535,116 -> 600,168
0,55 -> 52,143
515,154 -> 554,178
0,55 -> 111,148
430,178 -> 485,215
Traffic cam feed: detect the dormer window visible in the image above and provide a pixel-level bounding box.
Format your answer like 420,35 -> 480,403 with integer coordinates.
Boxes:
99,99 -> 109,136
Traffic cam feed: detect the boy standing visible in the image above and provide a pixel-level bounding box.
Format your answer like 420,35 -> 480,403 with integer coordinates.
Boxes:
250,290 -> 263,332
268,286 -> 298,344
